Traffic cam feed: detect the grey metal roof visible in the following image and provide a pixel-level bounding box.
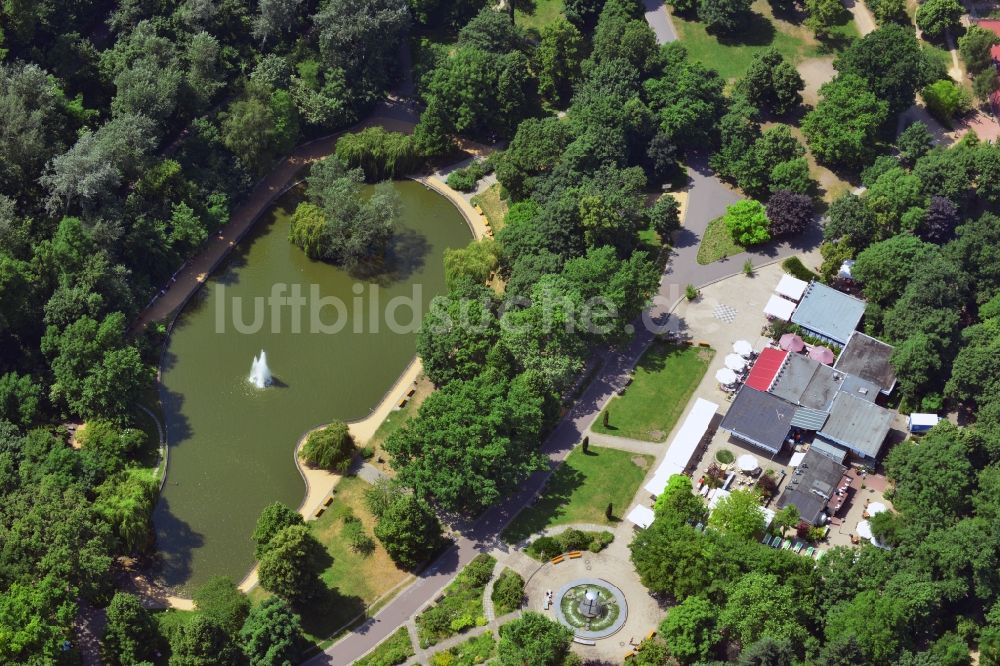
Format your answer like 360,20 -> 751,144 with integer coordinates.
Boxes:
790,407 -> 829,430
839,374 -> 881,403
777,489 -> 826,526
769,353 -> 845,411
790,282 -> 866,345
777,449 -> 847,524
720,387 -> 795,454
810,439 -> 848,464
833,331 -> 897,394
817,392 -> 894,459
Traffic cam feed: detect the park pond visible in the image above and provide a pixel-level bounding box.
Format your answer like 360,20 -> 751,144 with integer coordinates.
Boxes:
153,180 -> 471,593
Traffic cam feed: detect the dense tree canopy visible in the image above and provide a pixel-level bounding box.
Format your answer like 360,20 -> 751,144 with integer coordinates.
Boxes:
802,74 -> 888,167
496,612 -> 572,666
384,369 -> 547,513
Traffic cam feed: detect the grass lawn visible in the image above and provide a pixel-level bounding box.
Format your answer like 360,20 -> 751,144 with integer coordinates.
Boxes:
593,342 -> 715,442
671,1 -> 856,81
470,182 -> 508,232
502,446 -> 653,543
354,627 -> 414,666
515,0 -> 564,34
250,476 -> 410,646
429,631 -> 497,666
696,216 -> 745,264
364,376 -> 430,474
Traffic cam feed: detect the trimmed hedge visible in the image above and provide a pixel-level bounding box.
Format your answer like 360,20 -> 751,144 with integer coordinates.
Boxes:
525,529 -> 614,560
445,158 -> 493,192
781,256 -> 818,282
490,568 -> 525,615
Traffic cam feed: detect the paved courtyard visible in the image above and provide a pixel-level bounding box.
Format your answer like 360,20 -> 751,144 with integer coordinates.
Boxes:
522,547 -> 663,663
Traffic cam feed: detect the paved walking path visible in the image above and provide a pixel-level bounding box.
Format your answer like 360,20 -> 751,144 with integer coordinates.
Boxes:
641,0 -> 678,42
585,432 -> 664,457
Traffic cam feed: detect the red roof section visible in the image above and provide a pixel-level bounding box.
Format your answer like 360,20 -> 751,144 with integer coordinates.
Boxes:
745,348 -> 788,392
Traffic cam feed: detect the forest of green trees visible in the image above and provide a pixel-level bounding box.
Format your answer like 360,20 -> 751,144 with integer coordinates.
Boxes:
3,0 -> 1000,664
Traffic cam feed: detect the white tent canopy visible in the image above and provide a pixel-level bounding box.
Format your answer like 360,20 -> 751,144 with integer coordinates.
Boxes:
644,398 -> 719,496
867,502 -> 887,515
724,353 -> 747,371
764,294 -> 796,321
626,504 -> 656,529
737,454 -> 759,472
775,274 -> 809,301
789,451 -> 806,468
733,340 -> 753,357
856,519 -> 873,540
715,368 -> 738,384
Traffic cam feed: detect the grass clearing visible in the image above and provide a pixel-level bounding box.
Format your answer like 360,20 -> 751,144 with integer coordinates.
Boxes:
515,0 -> 564,34
696,216 -> 745,264
416,554 -> 495,648
593,342 -> 715,442
365,376 -> 431,474
429,631 -> 497,666
502,446 -> 653,543
251,475 -> 411,646
354,627 -> 414,666
470,182 -> 508,232
671,1 -> 856,81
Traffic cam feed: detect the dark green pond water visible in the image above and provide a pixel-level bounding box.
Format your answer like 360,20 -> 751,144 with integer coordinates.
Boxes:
153,181 -> 470,593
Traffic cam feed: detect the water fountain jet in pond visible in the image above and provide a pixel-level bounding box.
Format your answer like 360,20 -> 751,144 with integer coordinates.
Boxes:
249,350 -> 272,388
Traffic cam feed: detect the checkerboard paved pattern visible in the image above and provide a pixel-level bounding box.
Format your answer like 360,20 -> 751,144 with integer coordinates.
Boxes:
713,304 -> 738,323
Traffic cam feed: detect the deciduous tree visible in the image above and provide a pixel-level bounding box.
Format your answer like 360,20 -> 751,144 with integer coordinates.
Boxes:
735,49 -> 804,116
239,597 -> 303,666
766,190 -> 813,237
536,18 -> 583,106
102,592 -> 159,666
661,595 -> 720,662
916,0 -> 963,42
496,612 -> 572,666
300,421 -> 355,472
802,74 -> 888,167
724,200 -> 771,246
168,616 -> 241,666
959,25 -> 1000,74
372,493 -> 444,569
257,524 -> 327,604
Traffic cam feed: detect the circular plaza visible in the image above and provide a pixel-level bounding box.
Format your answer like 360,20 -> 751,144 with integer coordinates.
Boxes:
521,542 -> 662,660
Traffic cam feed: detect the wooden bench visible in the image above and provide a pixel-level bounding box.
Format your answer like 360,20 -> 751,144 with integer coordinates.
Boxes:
568,551 -> 582,559
406,387 -> 416,398
550,555 -> 564,564
645,630 -> 656,641
314,507 -> 325,518
323,496 -> 334,507
397,397 -> 408,409
624,651 -> 636,660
